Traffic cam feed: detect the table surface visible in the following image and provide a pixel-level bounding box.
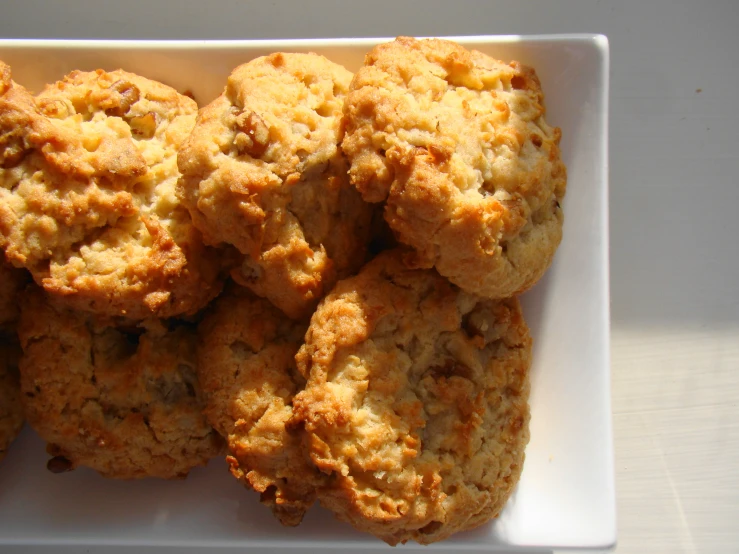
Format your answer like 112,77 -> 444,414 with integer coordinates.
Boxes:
1,1 -> 737,553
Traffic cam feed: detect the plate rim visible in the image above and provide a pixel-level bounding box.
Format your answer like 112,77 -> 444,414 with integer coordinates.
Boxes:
0,33 -> 608,49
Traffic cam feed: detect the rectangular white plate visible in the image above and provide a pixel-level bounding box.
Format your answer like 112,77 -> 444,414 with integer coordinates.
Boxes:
0,35 -> 613,551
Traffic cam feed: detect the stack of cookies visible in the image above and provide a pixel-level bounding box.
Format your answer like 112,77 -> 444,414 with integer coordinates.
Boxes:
0,36 -> 566,545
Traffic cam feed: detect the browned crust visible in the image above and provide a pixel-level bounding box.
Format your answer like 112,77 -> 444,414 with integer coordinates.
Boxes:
197,284 -> 323,525
342,37 -> 566,299
0,61 -> 225,319
177,53 -> 372,319
17,287 -> 223,479
292,250 -> 532,544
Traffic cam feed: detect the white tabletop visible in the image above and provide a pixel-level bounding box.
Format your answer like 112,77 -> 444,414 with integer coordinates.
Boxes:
1,1 -> 737,553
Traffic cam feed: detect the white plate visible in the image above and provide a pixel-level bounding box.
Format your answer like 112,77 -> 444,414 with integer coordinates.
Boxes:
0,35 -> 613,551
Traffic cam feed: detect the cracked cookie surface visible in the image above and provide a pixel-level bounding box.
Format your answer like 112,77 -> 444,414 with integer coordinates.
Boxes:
342,37 -> 566,299
17,287 -> 223,479
177,53 -> 372,319
0,62 -> 223,319
292,250 -> 532,545
197,284 -> 321,526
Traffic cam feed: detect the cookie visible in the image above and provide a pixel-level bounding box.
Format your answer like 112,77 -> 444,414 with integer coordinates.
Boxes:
0,260 -> 28,334
292,250 -> 532,545
0,61 -> 224,319
177,53 -> 372,319
197,284 -> 321,526
0,338 -> 23,463
342,37 -> 566,299
17,288 -> 223,479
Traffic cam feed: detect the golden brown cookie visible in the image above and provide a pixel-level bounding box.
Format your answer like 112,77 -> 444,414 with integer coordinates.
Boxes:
177,53 -> 373,319
292,250 -> 532,545
0,338 -> 23,463
17,287 -> 223,479
342,37 -> 566,299
0,61 -> 224,319
197,284 -> 321,526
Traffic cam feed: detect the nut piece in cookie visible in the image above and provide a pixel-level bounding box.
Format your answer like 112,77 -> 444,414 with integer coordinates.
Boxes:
17,287 -> 223,479
197,284 -> 321,526
0,61 -> 224,319
0,338 -> 23,463
177,53 -> 373,319
292,250 -> 532,545
342,37 -> 567,299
